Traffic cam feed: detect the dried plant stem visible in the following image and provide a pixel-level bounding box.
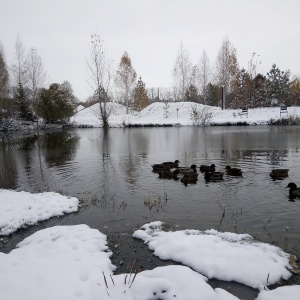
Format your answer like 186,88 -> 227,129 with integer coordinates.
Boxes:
263,217 -> 272,229
102,271 -> 108,289
128,260 -> 136,284
110,274 -> 115,286
129,272 -> 137,288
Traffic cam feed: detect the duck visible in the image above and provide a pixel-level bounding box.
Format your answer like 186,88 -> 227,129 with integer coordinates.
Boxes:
158,169 -> 179,180
152,163 -> 171,173
204,171 -> 224,182
285,182 -> 300,198
200,164 -> 216,173
225,165 -> 243,176
270,169 -> 289,179
181,174 -> 198,185
178,164 -> 198,176
162,160 -> 180,169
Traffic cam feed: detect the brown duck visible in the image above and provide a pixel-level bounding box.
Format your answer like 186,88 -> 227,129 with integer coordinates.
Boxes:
200,164 -> 216,173
225,166 -> 243,176
270,169 -> 289,179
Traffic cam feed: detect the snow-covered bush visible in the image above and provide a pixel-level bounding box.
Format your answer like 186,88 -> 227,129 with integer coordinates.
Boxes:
190,104 -> 213,126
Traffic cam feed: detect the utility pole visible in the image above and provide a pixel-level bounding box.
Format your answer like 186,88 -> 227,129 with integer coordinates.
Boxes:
220,85 -> 225,110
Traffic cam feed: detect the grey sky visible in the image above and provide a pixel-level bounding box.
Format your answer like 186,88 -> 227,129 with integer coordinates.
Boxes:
1,0 -> 300,101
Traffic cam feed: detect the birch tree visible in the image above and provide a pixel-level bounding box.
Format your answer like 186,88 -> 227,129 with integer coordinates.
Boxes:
198,50 -> 210,105
215,37 -> 239,107
26,47 -> 47,104
172,42 -> 192,101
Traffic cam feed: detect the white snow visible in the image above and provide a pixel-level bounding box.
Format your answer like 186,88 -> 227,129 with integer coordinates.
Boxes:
74,104 -> 85,113
1,172 -> 299,299
71,102 -> 300,127
133,221 -> 292,290
0,224 -> 241,300
0,189 -> 79,235
256,285 -> 300,300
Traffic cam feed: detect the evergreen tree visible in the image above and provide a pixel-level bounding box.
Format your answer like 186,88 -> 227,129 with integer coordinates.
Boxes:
14,83 -> 35,121
37,83 -> 74,123
231,69 -> 254,108
266,64 -> 290,105
133,77 -> 149,111
205,83 -> 220,107
185,84 -> 199,102
253,74 -> 268,107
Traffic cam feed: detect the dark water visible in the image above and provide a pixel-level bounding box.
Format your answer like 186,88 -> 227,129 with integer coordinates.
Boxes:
1,126 -> 300,299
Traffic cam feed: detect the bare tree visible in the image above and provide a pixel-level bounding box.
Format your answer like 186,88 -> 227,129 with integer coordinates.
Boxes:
11,36 -> 35,121
172,42 -> 192,101
26,47 -> 47,103
115,51 -> 136,114
86,34 -> 113,127
11,36 -> 28,87
198,50 -> 211,105
0,43 -> 14,129
247,52 -> 261,79
0,43 -> 9,101
215,37 -> 239,108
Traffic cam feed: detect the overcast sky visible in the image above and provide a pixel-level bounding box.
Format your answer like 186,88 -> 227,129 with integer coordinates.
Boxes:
1,0 -> 300,101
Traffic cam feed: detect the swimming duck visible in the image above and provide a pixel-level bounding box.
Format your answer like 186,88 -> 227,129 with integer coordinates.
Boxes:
152,163 -> 171,173
285,182 -> 300,198
270,169 -> 289,179
178,164 -> 198,176
204,171 -> 224,182
181,174 -> 198,185
158,169 -> 179,180
162,160 -> 180,169
200,164 -> 216,173
225,166 -> 243,176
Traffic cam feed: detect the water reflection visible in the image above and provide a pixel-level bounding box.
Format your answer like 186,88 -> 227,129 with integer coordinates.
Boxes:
1,126 -> 300,299
0,126 -> 300,257
41,131 -> 79,167
0,151 -> 17,189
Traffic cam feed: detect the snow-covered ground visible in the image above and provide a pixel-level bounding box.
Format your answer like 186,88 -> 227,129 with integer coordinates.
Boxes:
0,191 -> 299,299
71,102 -> 300,127
0,189 -> 79,235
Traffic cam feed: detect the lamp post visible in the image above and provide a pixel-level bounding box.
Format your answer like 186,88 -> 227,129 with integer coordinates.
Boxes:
220,85 -> 225,110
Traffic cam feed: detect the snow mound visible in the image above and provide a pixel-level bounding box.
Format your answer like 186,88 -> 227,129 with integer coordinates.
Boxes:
133,221 -> 292,290
0,189 -> 79,235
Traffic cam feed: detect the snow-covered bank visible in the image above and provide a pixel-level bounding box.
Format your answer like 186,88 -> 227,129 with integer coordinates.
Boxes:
71,102 -> 300,127
1,191 -> 299,299
0,222 -> 299,300
133,221 -> 293,290
0,189 -> 79,235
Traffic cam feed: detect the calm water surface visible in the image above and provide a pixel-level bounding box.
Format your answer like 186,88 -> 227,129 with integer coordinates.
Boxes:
1,126 -> 300,299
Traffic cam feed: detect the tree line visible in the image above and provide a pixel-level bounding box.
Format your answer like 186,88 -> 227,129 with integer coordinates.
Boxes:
0,37 -> 77,130
169,38 -> 299,109
1,35 -> 300,129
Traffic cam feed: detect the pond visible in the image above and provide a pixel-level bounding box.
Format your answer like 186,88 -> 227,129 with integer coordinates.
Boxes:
1,126 -> 300,299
